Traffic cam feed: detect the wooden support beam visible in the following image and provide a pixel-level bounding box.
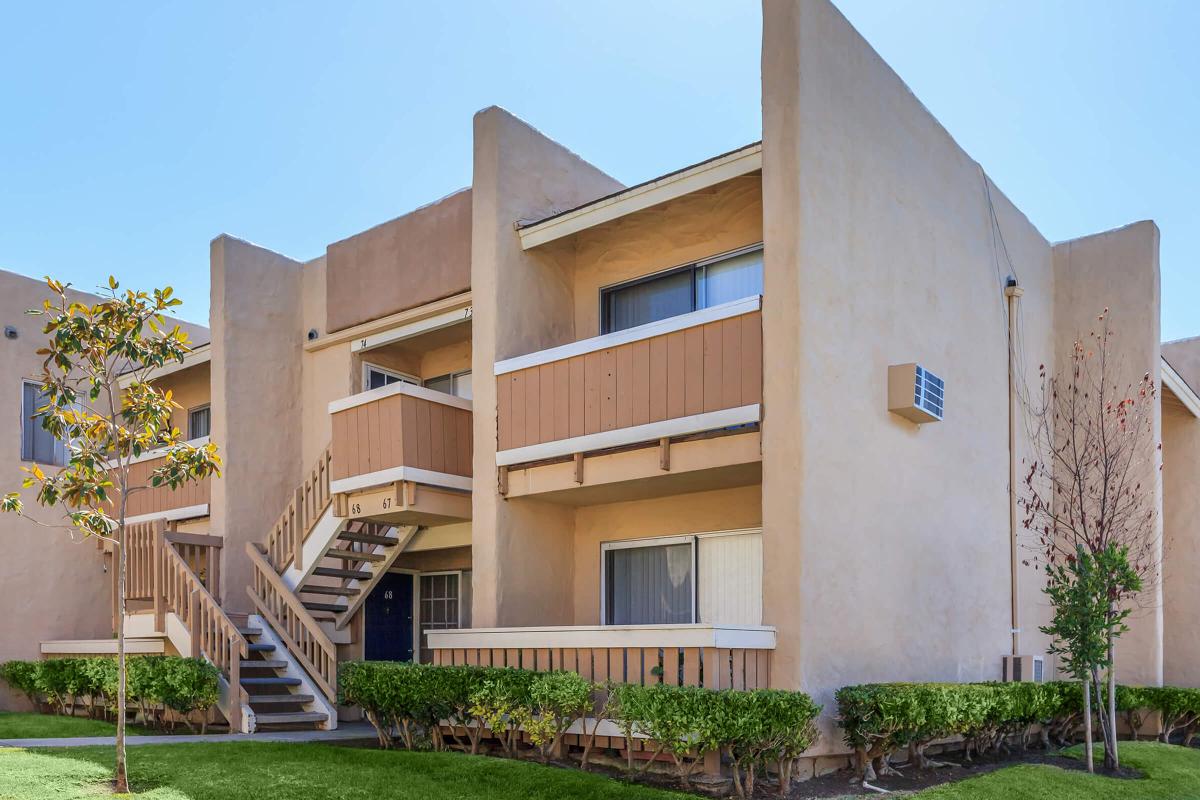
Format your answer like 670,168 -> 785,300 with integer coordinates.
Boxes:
658,437 -> 671,471
498,466 -> 509,496
402,480 -> 416,507
574,452 -> 585,484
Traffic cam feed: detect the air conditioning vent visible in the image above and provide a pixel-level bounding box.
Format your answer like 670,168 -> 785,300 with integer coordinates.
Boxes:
1002,654 -> 1045,683
888,363 -> 946,423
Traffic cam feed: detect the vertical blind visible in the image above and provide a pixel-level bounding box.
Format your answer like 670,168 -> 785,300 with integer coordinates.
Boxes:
21,382 -> 65,465
604,542 -> 693,625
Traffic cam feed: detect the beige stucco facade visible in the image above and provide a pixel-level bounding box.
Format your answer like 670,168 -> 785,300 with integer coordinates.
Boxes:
4,1 -> 1197,768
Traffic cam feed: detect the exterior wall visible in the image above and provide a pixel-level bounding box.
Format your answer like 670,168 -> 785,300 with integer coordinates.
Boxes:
209,235 -> 305,613
1052,222 -> 1163,686
1162,398 -> 1200,686
572,484 -> 761,625
325,189 -> 472,333
155,361 -> 211,436
470,106 -> 624,627
568,173 -> 763,337
761,0 -> 1061,748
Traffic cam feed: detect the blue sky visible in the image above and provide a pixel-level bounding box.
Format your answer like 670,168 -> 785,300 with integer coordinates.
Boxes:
1,1 -> 1196,339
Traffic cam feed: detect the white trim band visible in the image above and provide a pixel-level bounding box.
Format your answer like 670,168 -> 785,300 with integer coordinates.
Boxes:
428,624 -> 776,651
1162,357 -> 1200,419
350,305 -> 473,354
330,466 -> 472,495
124,504 -> 209,526
117,344 -> 211,388
497,404 -> 760,467
105,437 -> 211,469
329,381 -> 473,415
494,296 -> 761,376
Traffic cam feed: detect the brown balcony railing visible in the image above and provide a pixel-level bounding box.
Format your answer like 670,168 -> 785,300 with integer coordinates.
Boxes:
494,297 -> 762,465
112,438 -> 212,520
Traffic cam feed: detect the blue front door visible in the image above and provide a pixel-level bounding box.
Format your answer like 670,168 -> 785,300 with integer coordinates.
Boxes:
365,572 -> 414,662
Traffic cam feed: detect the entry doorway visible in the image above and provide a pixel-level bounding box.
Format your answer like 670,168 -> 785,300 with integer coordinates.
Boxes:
364,572 -> 415,662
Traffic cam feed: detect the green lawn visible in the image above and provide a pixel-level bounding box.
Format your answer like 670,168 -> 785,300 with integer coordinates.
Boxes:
0,742 -> 688,799
0,712 -> 147,740
916,741 -> 1200,799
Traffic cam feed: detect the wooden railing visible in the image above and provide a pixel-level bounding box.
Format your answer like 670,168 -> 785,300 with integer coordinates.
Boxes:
245,543 -> 338,700
114,443 -> 212,519
428,625 -> 773,690
166,532 -> 222,599
263,446 -> 333,573
329,384 -> 472,485
119,523 -> 219,600
495,298 -> 762,459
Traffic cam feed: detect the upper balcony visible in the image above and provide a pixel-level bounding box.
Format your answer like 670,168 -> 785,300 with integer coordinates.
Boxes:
116,438 -> 212,524
495,296 -> 762,502
328,382 -> 472,524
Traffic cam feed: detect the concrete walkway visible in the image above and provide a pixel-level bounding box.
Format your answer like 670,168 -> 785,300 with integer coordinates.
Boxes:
0,722 -> 376,749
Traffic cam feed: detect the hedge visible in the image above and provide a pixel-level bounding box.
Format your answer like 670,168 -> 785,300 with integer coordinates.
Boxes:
837,681 -> 1200,781
339,661 -> 821,799
0,656 -> 219,732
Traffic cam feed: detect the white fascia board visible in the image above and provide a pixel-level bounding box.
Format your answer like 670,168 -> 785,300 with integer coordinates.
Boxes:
1162,357 -> 1200,419
117,345 -> 211,389
123,504 -> 209,526
329,466 -> 472,495
328,380 -> 472,415
496,404 -> 760,467
518,144 -> 762,250
427,624 -> 776,651
41,638 -> 165,655
350,306 -> 473,353
494,296 -> 760,376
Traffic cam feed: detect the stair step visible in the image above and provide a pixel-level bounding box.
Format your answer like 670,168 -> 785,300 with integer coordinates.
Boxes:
313,566 -> 371,580
247,642 -> 276,652
237,627 -> 262,637
302,601 -> 347,614
325,549 -> 386,563
253,711 -> 328,725
249,694 -> 315,705
240,659 -> 287,670
338,530 -> 396,547
300,585 -> 360,597
240,676 -> 302,686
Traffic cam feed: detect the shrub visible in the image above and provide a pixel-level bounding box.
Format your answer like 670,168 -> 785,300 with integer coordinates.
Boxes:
157,658 -> 219,733
719,689 -> 822,799
525,670 -> 594,762
469,668 -> 537,758
1115,685 -> 1151,741
1144,686 -> 1200,745
610,683 -> 725,788
0,661 -> 41,709
34,658 -> 76,714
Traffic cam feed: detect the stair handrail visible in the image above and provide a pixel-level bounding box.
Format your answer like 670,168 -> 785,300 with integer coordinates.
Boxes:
245,541 -> 338,701
263,445 -> 333,574
148,519 -> 249,732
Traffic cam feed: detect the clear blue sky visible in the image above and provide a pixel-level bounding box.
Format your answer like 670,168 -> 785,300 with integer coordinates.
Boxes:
1,1 -> 1196,339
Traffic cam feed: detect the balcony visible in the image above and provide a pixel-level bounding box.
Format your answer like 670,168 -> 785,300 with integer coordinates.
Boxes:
428,624 -> 774,690
494,297 -> 762,501
328,382 -> 472,524
116,438 -> 212,524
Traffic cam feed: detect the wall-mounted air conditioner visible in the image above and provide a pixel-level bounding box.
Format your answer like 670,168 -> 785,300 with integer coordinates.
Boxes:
888,363 -> 945,423
1002,654 -> 1045,683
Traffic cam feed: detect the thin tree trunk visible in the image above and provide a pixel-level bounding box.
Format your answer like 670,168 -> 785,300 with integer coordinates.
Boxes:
1083,675 -> 1094,773
1108,627 -> 1119,770
115,521 -> 129,793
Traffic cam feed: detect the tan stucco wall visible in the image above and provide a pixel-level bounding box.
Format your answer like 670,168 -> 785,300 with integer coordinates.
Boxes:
155,361 -> 211,436
1052,221 -> 1163,686
325,189 -> 472,334
470,106 -> 624,627
1162,399 -> 1200,686
572,485 -> 762,625
210,235 -> 305,613
394,546 -> 472,573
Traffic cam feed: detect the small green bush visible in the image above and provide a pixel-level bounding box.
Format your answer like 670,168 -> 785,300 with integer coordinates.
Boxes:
0,661 -> 41,708
1143,686 -> 1200,744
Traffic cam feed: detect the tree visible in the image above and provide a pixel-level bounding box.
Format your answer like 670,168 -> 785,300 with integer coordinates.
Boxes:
1,278 -> 220,793
1022,309 -> 1160,772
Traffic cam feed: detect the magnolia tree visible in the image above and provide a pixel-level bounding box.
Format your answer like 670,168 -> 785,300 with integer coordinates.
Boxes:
2,278 -> 220,793
1022,310 -> 1159,773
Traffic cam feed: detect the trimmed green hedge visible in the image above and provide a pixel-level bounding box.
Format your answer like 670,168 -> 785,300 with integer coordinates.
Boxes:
339,661 -> 821,799
837,681 -> 1200,780
0,656 -> 219,732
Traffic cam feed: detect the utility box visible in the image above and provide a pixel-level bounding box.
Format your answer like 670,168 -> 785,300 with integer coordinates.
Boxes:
1002,654 -> 1045,683
888,363 -> 945,423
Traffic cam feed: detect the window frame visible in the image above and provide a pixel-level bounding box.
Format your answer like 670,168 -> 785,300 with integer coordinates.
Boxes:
187,403 -> 211,440
417,569 -> 465,663
423,369 -> 472,399
361,362 -> 420,393
598,243 -> 764,335
20,380 -> 67,466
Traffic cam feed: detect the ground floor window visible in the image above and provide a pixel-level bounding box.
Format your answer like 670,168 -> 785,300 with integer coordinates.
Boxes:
601,529 -> 761,626
417,570 -> 471,662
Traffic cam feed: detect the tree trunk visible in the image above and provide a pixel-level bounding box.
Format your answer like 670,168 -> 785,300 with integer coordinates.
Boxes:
1107,628 -> 1119,770
1083,675 -> 1094,773
115,523 -> 129,794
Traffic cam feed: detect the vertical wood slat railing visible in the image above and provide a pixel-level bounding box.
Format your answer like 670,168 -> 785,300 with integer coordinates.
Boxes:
263,446 -> 333,574
119,519 -> 248,732
432,645 -> 771,691
245,542 -> 338,701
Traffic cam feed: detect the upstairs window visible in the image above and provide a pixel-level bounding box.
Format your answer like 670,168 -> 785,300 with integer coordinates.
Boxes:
600,245 -> 763,334
188,404 -> 211,440
423,370 -> 472,400
363,363 -> 420,392
21,381 -> 67,466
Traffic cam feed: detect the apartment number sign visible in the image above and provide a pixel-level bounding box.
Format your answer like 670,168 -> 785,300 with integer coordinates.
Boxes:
344,484 -> 400,519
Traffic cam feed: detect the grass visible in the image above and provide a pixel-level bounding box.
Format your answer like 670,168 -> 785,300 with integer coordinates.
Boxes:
915,741 -> 1200,799
0,741 -> 689,799
0,712 -> 147,740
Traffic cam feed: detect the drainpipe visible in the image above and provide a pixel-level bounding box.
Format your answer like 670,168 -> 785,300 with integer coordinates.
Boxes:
1005,278 -> 1024,656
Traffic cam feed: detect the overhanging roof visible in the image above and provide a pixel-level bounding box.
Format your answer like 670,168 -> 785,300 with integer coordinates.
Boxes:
1162,356 -> 1200,418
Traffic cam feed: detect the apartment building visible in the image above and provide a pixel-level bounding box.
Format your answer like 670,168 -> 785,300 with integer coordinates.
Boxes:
5,0 -> 1200,769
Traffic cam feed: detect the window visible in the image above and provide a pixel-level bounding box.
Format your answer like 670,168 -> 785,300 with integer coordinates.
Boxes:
187,404 -> 211,440
600,245 -> 763,334
418,571 -> 469,662
363,363 -> 420,392
21,381 -> 66,465
602,530 -> 762,626
423,370 -> 472,400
